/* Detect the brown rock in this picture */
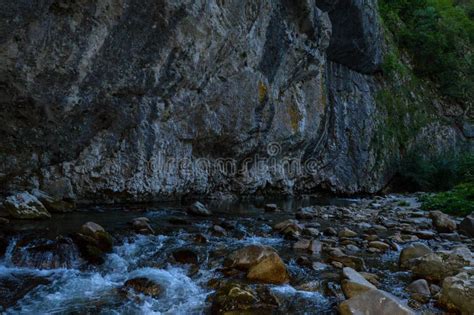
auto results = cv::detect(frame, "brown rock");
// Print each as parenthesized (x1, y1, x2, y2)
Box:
(247, 252, 289, 284)
(430, 210, 457, 233)
(399, 243, 432, 268)
(123, 277, 163, 298)
(339, 289, 415, 315)
(341, 267, 376, 298)
(406, 279, 430, 303)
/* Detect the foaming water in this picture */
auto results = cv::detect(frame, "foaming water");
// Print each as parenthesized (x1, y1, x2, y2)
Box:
(0, 197, 367, 314)
(4, 234, 212, 315)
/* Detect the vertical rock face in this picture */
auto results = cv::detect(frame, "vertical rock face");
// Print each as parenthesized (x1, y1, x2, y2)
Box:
(0, 0, 469, 202)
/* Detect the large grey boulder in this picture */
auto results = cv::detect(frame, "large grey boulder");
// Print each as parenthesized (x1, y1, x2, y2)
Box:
(399, 243, 432, 268)
(411, 247, 473, 282)
(341, 267, 377, 298)
(339, 289, 415, 315)
(439, 269, 474, 314)
(4, 192, 51, 219)
(459, 214, 474, 237)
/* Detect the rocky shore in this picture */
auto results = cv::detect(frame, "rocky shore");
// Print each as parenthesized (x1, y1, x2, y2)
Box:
(1, 194, 473, 314)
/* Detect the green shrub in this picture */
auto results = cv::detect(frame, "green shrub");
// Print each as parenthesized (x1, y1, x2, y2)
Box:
(394, 151, 474, 192)
(421, 182, 474, 215)
(379, 0, 474, 105)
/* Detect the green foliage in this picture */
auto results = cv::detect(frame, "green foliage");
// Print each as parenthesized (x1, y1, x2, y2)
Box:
(395, 151, 474, 192)
(379, 0, 474, 105)
(421, 182, 474, 215)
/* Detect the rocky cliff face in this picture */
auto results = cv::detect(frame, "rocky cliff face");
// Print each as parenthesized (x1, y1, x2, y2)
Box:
(0, 0, 470, 202)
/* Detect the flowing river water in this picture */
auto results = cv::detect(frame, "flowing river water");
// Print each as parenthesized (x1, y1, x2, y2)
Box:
(0, 195, 468, 314)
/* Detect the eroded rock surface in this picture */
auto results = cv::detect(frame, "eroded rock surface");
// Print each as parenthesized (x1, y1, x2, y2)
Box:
(1, 0, 468, 202)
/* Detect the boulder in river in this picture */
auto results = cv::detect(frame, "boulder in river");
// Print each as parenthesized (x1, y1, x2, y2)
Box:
(4, 192, 51, 219)
(130, 217, 155, 235)
(0, 274, 50, 309)
(224, 245, 289, 284)
(368, 241, 390, 252)
(329, 249, 366, 271)
(74, 222, 113, 264)
(210, 282, 279, 314)
(411, 246, 473, 282)
(406, 279, 430, 303)
(399, 243, 432, 269)
(438, 269, 474, 314)
(429, 210, 457, 233)
(295, 207, 316, 219)
(187, 201, 212, 216)
(31, 189, 75, 213)
(459, 214, 474, 237)
(339, 289, 415, 315)
(338, 228, 357, 238)
(273, 219, 302, 239)
(341, 267, 377, 298)
(122, 277, 163, 298)
(11, 236, 80, 269)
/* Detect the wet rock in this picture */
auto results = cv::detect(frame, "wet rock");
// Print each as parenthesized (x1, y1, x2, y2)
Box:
(247, 253, 289, 284)
(414, 230, 436, 240)
(341, 267, 376, 298)
(4, 192, 51, 219)
(293, 239, 311, 251)
(430, 211, 457, 233)
(324, 227, 337, 236)
(302, 227, 320, 237)
(295, 207, 316, 219)
(0, 274, 50, 309)
(406, 279, 430, 303)
(411, 247, 473, 282)
(439, 232, 461, 241)
(187, 201, 212, 217)
(429, 284, 441, 295)
(31, 189, 75, 213)
(345, 244, 361, 254)
(172, 249, 199, 265)
(438, 270, 474, 314)
(210, 282, 279, 314)
(399, 243, 433, 269)
(339, 289, 415, 315)
(359, 272, 380, 286)
(273, 219, 302, 239)
(74, 222, 113, 264)
(368, 241, 390, 252)
(329, 249, 366, 271)
(211, 225, 227, 236)
(11, 236, 80, 269)
(339, 228, 357, 238)
(293, 239, 321, 255)
(264, 204, 278, 213)
(225, 245, 289, 284)
(122, 277, 163, 298)
(459, 214, 474, 237)
(296, 281, 322, 292)
(130, 217, 155, 235)
(364, 234, 378, 242)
